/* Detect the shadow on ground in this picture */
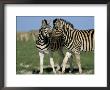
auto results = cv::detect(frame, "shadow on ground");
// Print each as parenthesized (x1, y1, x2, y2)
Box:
(32, 67, 93, 74)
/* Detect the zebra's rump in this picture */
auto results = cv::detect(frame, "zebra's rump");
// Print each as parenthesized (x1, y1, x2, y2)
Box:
(79, 29, 94, 51)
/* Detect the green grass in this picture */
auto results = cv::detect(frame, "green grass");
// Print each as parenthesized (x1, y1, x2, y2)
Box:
(16, 37, 94, 74)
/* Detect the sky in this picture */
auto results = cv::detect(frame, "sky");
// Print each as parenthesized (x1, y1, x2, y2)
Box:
(16, 16, 94, 32)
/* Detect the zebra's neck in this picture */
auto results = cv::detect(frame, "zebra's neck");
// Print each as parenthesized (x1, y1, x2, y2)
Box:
(61, 23, 77, 50)
(37, 34, 49, 45)
(62, 24, 74, 38)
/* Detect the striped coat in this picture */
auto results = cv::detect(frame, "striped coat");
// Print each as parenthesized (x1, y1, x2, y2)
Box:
(36, 19, 64, 74)
(53, 18, 94, 73)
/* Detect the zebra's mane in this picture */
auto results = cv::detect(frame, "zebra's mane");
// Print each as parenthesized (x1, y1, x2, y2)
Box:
(53, 18, 74, 29)
(53, 18, 94, 32)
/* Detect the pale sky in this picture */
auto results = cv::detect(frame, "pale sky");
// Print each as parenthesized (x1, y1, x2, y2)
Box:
(16, 16, 94, 32)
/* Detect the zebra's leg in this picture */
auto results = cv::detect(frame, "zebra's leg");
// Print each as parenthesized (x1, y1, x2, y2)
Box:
(75, 52, 82, 74)
(50, 57, 56, 74)
(56, 50, 64, 71)
(62, 52, 72, 73)
(39, 52, 44, 74)
(68, 55, 74, 73)
(49, 53, 56, 74)
(58, 50, 74, 73)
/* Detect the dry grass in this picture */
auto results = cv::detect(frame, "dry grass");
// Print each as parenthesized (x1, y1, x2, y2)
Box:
(17, 30, 39, 42)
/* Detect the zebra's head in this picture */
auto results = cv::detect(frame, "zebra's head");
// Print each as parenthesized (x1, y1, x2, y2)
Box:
(39, 19, 52, 38)
(53, 18, 63, 29)
(53, 18, 74, 30)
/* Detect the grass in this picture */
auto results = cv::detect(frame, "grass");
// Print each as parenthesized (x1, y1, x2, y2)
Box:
(16, 35, 94, 74)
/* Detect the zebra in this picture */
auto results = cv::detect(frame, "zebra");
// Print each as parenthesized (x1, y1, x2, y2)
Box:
(36, 19, 65, 74)
(53, 18, 94, 74)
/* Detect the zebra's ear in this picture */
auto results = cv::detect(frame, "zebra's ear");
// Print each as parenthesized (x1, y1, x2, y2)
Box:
(41, 19, 51, 29)
(42, 19, 48, 26)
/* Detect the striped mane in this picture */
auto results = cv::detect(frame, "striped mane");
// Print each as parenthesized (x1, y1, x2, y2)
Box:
(60, 18, 74, 29)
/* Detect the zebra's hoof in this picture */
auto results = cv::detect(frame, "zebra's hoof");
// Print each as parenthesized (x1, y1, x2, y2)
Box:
(57, 71, 62, 74)
(69, 71, 72, 73)
(53, 71, 56, 74)
(39, 72, 43, 74)
(61, 71, 65, 74)
(79, 70, 82, 74)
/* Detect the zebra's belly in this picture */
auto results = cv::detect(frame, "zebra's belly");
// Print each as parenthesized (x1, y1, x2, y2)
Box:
(80, 44, 93, 51)
(65, 44, 89, 52)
